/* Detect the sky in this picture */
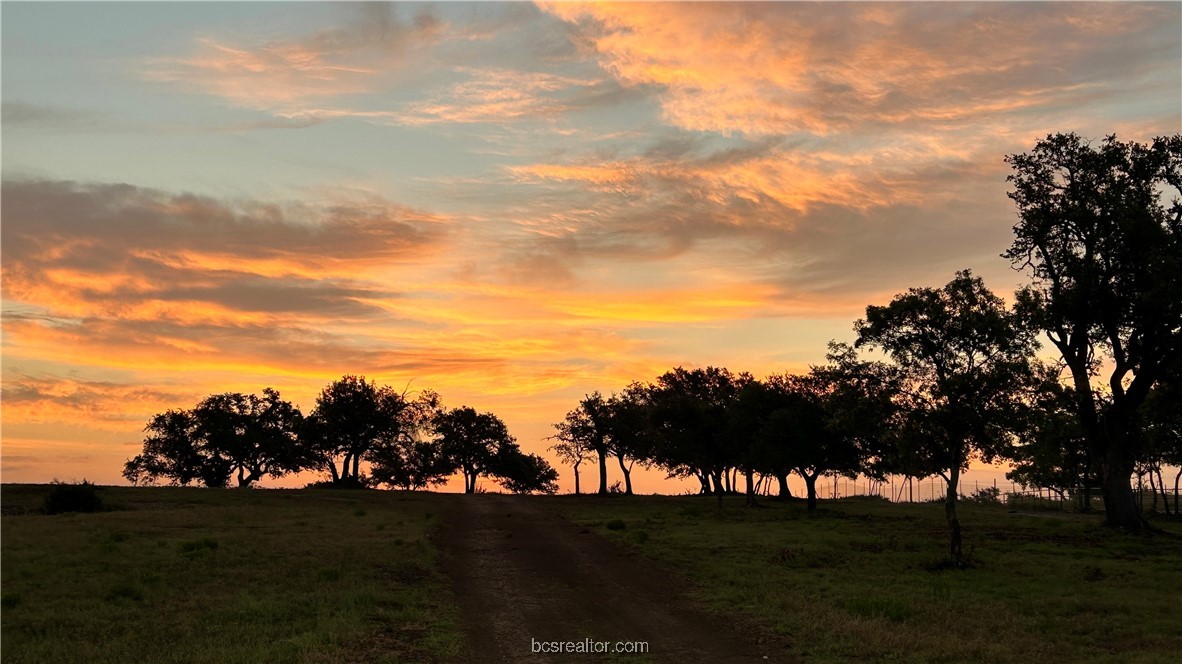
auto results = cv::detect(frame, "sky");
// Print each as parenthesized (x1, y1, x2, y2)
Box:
(2, 1, 1180, 493)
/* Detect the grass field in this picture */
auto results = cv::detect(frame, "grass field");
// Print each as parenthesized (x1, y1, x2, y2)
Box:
(5, 486, 1180, 663)
(557, 495, 1182, 664)
(1, 485, 461, 664)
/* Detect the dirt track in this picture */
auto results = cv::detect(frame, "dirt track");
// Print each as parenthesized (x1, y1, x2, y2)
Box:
(435, 494, 780, 663)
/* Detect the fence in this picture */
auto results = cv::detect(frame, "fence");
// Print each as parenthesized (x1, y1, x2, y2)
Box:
(764, 474, 1182, 515)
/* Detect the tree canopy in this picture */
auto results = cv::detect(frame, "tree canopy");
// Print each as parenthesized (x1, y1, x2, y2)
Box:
(1004, 132, 1182, 530)
(124, 388, 304, 488)
(855, 270, 1039, 559)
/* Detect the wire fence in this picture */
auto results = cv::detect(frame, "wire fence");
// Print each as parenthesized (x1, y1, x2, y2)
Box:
(769, 474, 1182, 515)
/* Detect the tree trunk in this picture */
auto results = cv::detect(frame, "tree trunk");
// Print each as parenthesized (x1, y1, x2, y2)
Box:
(744, 467, 756, 507)
(340, 453, 353, 480)
(597, 448, 608, 495)
(945, 465, 963, 562)
(464, 469, 476, 494)
(696, 472, 710, 494)
(573, 460, 581, 495)
(236, 465, 247, 488)
(1154, 466, 1171, 516)
(327, 459, 340, 483)
(776, 473, 791, 499)
(352, 453, 361, 481)
(1148, 467, 1160, 513)
(616, 455, 633, 495)
(1174, 468, 1181, 516)
(1099, 452, 1143, 531)
(804, 473, 818, 513)
(243, 468, 261, 488)
(711, 470, 724, 496)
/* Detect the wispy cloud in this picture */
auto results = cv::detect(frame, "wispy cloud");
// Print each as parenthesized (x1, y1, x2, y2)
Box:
(1, 375, 188, 427)
(393, 67, 641, 126)
(144, 3, 442, 113)
(1, 101, 106, 130)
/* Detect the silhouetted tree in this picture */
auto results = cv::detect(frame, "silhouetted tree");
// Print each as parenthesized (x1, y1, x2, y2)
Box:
(196, 389, 306, 487)
(302, 376, 431, 486)
(856, 270, 1038, 561)
(495, 451, 559, 495)
(1004, 133, 1182, 531)
(434, 406, 516, 493)
(646, 366, 750, 506)
(1140, 378, 1182, 515)
(553, 393, 614, 495)
(124, 410, 229, 488)
(369, 439, 451, 491)
(732, 378, 786, 506)
(759, 371, 874, 513)
(1006, 371, 1097, 504)
(549, 413, 598, 495)
(604, 385, 653, 496)
(123, 388, 305, 488)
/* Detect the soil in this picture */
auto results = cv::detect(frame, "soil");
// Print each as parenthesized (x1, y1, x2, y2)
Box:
(434, 494, 785, 663)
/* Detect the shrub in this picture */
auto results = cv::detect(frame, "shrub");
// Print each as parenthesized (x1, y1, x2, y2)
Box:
(969, 486, 1002, 504)
(304, 476, 372, 490)
(43, 480, 103, 514)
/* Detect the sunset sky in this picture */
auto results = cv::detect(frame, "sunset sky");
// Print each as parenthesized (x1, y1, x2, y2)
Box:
(3, 1, 1180, 492)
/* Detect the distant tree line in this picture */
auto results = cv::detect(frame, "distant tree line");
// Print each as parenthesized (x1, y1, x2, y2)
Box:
(549, 133, 1181, 559)
(123, 375, 558, 495)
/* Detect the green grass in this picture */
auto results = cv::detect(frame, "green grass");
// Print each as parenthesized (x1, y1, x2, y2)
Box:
(557, 495, 1182, 664)
(1, 485, 462, 664)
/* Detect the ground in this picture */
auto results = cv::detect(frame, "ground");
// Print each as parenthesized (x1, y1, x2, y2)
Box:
(435, 493, 775, 662)
(4, 485, 1181, 663)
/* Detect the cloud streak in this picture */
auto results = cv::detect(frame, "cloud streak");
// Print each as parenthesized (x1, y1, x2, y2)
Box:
(144, 3, 442, 112)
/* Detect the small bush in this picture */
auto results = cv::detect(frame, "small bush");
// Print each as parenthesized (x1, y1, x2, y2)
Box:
(43, 480, 103, 514)
(969, 486, 1002, 504)
(846, 494, 892, 503)
(304, 476, 372, 490)
(605, 519, 627, 530)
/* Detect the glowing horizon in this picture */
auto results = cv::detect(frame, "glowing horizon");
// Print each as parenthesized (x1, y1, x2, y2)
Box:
(3, 2, 1180, 492)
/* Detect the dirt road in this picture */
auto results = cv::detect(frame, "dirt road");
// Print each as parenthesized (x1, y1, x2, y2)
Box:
(435, 495, 780, 663)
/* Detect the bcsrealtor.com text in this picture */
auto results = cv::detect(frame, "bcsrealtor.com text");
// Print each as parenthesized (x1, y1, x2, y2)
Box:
(531, 638, 650, 654)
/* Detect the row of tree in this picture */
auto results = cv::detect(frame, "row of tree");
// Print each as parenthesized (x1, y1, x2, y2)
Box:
(550, 132, 1182, 558)
(123, 376, 558, 494)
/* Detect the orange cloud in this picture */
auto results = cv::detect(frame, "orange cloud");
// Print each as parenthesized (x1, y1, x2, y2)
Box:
(542, 2, 1174, 138)
(1, 376, 189, 429)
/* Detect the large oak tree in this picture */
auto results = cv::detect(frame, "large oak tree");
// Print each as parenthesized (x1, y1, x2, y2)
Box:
(1004, 133, 1182, 530)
